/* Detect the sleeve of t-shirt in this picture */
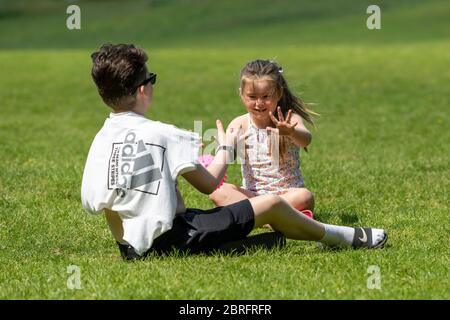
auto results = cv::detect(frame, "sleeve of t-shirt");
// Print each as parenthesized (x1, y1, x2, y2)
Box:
(165, 125, 201, 180)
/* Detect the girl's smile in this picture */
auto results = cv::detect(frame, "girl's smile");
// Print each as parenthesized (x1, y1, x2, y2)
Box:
(240, 79, 280, 127)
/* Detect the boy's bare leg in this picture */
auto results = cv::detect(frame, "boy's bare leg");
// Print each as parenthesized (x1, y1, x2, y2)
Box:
(249, 194, 325, 240)
(209, 183, 255, 206)
(105, 195, 386, 250)
(248, 194, 388, 248)
(279, 188, 315, 212)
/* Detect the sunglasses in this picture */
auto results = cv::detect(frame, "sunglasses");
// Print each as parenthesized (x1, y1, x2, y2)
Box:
(137, 72, 157, 88)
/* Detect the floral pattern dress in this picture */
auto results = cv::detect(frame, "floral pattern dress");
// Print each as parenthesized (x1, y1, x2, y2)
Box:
(240, 114, 305, 195)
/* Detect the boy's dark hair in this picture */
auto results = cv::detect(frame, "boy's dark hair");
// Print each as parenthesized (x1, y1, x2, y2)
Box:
(91, 43, 148, 109)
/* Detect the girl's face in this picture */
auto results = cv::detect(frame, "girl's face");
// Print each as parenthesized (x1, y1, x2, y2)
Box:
(240, 79, 280, 122)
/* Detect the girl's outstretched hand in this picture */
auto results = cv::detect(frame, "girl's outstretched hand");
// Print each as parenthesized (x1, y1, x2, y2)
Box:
(268, 107, 298, 136)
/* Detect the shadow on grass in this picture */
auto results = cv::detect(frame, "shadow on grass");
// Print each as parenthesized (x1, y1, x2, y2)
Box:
(118, 227, 391, 262)
(313, 210, 360, 225)
(128, 232, 287, 261)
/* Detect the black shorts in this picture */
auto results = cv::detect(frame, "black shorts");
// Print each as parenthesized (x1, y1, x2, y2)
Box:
(146, 199, 255, 255)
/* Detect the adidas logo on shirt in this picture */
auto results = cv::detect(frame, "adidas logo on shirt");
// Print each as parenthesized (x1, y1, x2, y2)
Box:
(108, 130, 164, 197)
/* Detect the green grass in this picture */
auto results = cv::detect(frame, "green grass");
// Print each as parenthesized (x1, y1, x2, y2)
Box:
(0, 0, 449, 299)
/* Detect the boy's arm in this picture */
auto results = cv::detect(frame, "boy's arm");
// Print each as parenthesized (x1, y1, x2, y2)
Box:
(182, 160, 228, 194)
(182, 120, 235, 194)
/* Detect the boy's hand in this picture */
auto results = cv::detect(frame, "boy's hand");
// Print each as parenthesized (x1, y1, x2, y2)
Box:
(216, 120, 250, 152)
(268, 107, 298, 136)
(215, 120, 227, 146)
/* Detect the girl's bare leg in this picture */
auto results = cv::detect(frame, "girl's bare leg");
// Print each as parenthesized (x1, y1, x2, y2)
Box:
(279, 188, 315, 212)
(209, 183, 256, 206)
(211, 184, 314, 213)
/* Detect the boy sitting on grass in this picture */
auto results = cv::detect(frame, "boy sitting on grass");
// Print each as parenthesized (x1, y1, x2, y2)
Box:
(81, 43, 388, 261)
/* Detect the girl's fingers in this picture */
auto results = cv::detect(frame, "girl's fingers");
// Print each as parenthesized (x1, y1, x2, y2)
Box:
(269, 111, 279, 124)
(286, 109, 293, 123)
(277, 106, 284, 121)
(290, 121, 298, 128)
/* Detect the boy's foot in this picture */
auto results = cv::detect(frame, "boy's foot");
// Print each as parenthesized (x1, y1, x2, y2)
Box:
(352, 228, 388, 249)
(318, 227, 388, 250)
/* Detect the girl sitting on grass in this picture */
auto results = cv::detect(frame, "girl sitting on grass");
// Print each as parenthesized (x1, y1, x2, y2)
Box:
(209, 59, 316, 217)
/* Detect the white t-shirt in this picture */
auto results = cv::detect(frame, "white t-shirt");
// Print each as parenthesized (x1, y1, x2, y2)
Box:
(81, 111, 201, 255)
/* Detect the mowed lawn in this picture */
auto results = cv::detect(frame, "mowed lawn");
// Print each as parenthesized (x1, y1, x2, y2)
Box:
(0, 0, 449, 299)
